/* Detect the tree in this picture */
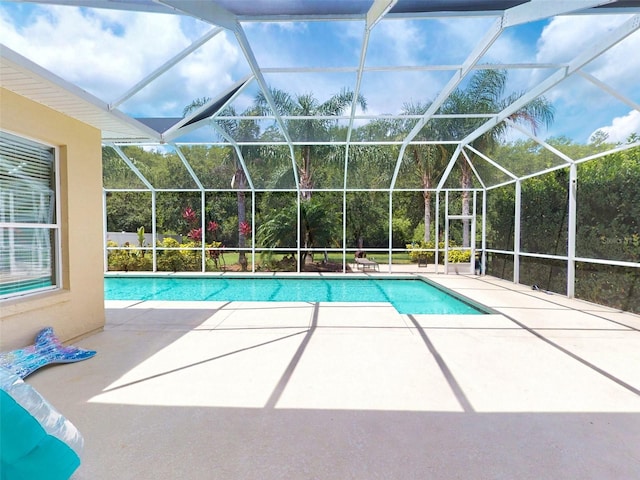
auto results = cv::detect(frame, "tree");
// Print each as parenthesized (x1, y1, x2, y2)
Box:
(257, 195, 341, 264)
(397, 101, 450, 243)
(346, 190, 388, 250)
(255, 87, 367, 200)
(183, 101, 259, 271)
(442, 69, 555, 246)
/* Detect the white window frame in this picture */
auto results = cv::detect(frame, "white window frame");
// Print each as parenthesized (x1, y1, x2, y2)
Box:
(0, 130, 62, 300)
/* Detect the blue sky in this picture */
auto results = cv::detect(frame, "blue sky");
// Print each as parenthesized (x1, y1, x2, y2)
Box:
(1, 1, 639, 145)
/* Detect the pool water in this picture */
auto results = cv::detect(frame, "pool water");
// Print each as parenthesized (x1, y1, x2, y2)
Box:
(105, 277, 486, 315)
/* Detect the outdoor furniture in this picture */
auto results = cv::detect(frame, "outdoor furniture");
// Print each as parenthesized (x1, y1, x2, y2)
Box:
(355, 257, 379, 271)
(1, 367, 84, 480)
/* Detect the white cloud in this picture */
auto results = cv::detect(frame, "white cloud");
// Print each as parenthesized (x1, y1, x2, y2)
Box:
(533, 14, 640, 141)
(590, 110, 640, 143)
(372, 16, 495, 66)
(538, 15, 614, 63)
(361, 17, 498, 114)
(483, 34, 530, 65)
(374, 19, 425, 65)
(536, 14, 639, 89)
(0, 4, 243, 116)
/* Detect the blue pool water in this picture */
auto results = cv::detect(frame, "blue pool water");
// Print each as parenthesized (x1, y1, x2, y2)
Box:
(105, 276, 486, 315)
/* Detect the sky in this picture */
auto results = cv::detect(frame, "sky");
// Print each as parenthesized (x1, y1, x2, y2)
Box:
(1, 1, 639, 145)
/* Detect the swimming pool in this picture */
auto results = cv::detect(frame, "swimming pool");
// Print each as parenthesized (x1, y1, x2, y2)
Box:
(104, 276, 488, 315)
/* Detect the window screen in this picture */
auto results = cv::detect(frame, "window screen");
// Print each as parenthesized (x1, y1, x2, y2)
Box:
(0, 131, 59, 299)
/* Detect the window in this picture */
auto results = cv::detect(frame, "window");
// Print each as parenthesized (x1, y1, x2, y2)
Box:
(0, 131, 60, 299)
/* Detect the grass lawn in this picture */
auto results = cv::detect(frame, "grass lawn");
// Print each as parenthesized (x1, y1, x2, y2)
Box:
(219, 251, 414, 267)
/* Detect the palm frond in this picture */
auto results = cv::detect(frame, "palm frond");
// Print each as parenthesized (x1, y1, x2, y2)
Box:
(255, 87, 294, 116)
(501, 92, 555, 136)
(468, 69, 507, 109)
(183, 96, 211, 116)
(319, 88, 367, 116)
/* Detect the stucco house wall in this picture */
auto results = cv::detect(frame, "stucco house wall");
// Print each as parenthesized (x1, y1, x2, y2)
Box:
(0, 88, 105, 350)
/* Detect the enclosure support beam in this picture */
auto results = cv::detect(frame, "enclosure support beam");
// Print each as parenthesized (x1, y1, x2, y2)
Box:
(481, 190, 487, 275)
(436, 145, 464, 190)
(577, 70, 640, 114)
(514, 180, 521, 285)
(297, 192, 301, 273)
(106, 142, 160, 272)
(461, 14, 640, 147)
(201, 191, 206, 272)
(435, 192, 440, 273)
(390, 16, 504, 189)
(502, 1, 617, 27)
(209, 125, 255, 190)
(366, 0, 397, 29)
(503, 120, 576, 165)
(252, 190, 256, 272)
(151, 191, 157, 272)
(464, 145, 518, 181)
(444, 191, 449, 275)
(461, 148, 488, 189)
(388, 191, 393, 273)
(107, 144, 155, 191)
(109, 27, 223, 110)
(232, 25, 300, 192)
(346, 12, 372, 145)
(173, 145, 205, 190)
(208, 124, 257, 272)
(575, 140, 640, 165)
(472, 191, 477, 274)
(567, 163, 578, 298)
(158, 0, 237, 29)
(344, 5, 379, 271)
(342, 190, 347, 274)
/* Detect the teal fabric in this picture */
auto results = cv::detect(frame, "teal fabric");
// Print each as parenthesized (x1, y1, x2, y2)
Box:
(0, 390, 80, 480)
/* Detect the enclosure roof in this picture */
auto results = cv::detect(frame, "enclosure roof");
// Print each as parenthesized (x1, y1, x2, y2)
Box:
(9, 1, 640, 18)
(1, 0, 640, 189)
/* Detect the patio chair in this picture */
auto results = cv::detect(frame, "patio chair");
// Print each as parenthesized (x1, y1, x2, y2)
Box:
(355, 256, 379, 271)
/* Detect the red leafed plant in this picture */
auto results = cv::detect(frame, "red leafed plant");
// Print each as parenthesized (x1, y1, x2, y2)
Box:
(187, 228, 202, 242)
(207, 221, 219, 232)
(182, 206, 197, 224)
(239, 221, 251, 236)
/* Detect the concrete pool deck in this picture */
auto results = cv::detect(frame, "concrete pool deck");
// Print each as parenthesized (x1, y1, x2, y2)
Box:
(27, 274, 640, 479)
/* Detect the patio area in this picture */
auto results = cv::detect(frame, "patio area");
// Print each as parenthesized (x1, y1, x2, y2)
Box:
(28, 274, 640, 479)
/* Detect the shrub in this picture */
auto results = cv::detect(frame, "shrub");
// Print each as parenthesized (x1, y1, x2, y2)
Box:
(156, 237, 185, 272)
(447, 249, 472, 263)
(406, 241, 447, 264)
(406, 240, 472, 264)
(107, 240, 152, 271)
(407, 241, 434, 263)
(179, 241, 203, 271)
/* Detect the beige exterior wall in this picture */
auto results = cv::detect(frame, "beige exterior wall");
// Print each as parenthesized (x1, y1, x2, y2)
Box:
(0, 88, 105, 350)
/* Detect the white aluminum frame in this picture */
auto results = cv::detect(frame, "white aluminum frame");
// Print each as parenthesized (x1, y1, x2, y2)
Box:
(9, 0, 631, 298)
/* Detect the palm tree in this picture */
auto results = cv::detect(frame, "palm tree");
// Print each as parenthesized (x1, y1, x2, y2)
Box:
(258, 195, 340, 261)
(441, 69, 555, 246)
(398, 101, 450, 243)
(183, 100, 259, 271)
(255, 87, 367, 200)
